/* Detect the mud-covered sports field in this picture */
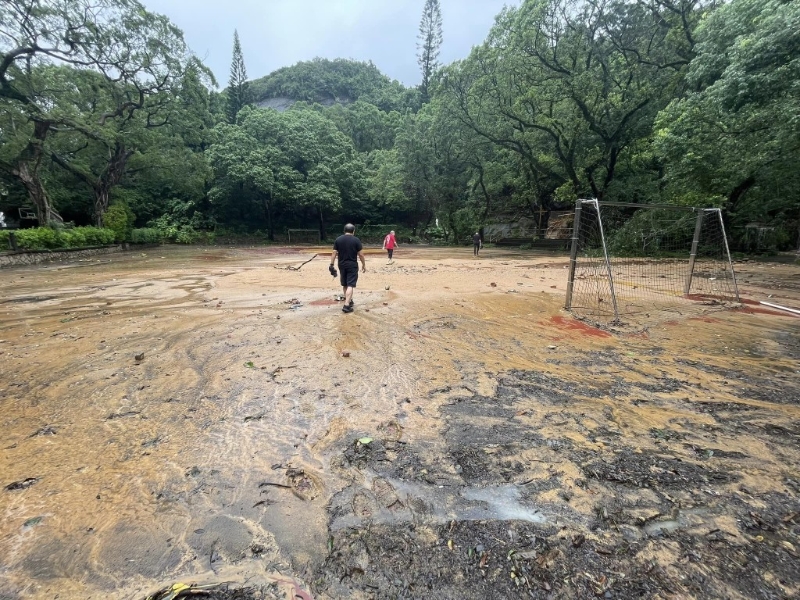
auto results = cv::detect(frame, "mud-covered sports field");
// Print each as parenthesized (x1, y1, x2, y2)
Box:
(1, 246, 798, 599)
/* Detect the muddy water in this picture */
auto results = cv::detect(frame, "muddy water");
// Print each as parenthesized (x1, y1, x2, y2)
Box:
(1, 246, 799, 599)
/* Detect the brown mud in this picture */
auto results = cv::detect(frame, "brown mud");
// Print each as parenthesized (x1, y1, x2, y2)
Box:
(0, 246, 798, 599)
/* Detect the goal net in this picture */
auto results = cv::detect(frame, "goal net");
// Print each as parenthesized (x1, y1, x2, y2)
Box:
(565, 200, 740, 329)
(287, 229, 321, 244)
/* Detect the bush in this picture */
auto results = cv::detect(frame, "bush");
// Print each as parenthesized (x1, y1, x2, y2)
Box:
(0, 226, 116, 250)
(11, 227, 60, 250)
(131, 228, 162, 244)
(103, 202, 136, 242)
(174, 228, 214, 245)
(147, 222, 214, 245)
(80, 227, 116, 246)
(59, 228, 87, 247)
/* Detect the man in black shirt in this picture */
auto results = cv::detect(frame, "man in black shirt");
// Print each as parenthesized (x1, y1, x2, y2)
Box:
(330, 223, 366, 313)
(473, 232, 482, 257)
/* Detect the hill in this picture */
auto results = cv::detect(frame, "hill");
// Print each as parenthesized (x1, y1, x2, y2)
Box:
(248, 58, 419, 113)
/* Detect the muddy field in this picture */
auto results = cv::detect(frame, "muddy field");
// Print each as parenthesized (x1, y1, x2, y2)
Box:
(0, 246, 798, 600)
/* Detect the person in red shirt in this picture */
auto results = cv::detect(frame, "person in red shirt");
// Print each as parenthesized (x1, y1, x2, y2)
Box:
(382, 230, 398, 264)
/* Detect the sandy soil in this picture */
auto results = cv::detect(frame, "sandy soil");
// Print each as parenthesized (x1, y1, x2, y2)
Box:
(0, 245, 798, 600)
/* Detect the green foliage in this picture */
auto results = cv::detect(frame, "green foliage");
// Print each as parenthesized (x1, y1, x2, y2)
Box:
(146, 221, 214, 245)
(103, 203, 136, 242)
(131, 228, 162, 244)
(62, 227, 117, 247)
(655, 0, 800, 234)
(249, 58, 415, 112)
(1, 0, 797, 250)
(1, 0, 205, 227)
(418, 0, 443, 102)
(604, 210, 696, 257)
(227, 30, 251, 123)
(0, 226, 115, 250)
(10, 227, 60, 250)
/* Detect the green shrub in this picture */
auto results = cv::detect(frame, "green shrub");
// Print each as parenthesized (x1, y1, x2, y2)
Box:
(131, 228, 162, 244)
(59, 228, 87, 247)
(1, 226, 116, 250)
(175, 228, 198, 244)
(147, 223, 214, 245)
(103, 202, 136, 242)
(80, 227, 116, 246)
(14, 227, 60, 250)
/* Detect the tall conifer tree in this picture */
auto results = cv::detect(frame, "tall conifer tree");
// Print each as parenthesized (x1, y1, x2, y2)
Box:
(226, 30, 250, 123)
(417, 0, 443, 103)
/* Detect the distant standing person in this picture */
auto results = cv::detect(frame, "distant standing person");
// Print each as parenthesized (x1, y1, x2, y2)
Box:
(383, 230, 398, 264)
(330, 223, 366, 313)
(473, 232, 482, 257)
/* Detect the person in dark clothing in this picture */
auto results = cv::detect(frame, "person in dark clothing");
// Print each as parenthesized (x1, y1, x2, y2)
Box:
(473, 232, 482, 257)
(330, 223, 366, 313)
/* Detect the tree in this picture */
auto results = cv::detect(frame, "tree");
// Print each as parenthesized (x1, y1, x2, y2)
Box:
(417, 0, 443, 102)
(208, 121, 282, 239)
(264, 107, 366, 239)
(366, 150, 411, 220)
(655, 0, 800, 232)
(0, 0, 194, 226)
(226, 30, 251, 124)
(47, 55, 208, 227)
(437, 0, 704, 212)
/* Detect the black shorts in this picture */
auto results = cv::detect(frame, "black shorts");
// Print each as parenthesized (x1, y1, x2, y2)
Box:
(339, 265, 359, 288)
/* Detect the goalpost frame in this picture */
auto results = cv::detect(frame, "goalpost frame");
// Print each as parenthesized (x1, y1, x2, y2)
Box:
(684, 208, 740, 302)
(564, 200, 740, 318)
(684, 209, 706, 296)
(565, 199, 583, 310)
(565, 198, 621, 321)
(287, 229, 321, 244)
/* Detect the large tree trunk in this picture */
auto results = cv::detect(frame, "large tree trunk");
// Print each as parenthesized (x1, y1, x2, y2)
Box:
(52, 140, 132, 227)
(11, 120, 62, 226)
(728, 176, 756, 211)
(261, 194, 274, 241)
(13, 161, 62, 226)
(93, 188, 110, 227)
(318, 207, 326, 241)
(94, 143, 133, 226)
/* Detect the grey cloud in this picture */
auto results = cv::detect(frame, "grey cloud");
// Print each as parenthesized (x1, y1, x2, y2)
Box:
(142, 0, 519, 86)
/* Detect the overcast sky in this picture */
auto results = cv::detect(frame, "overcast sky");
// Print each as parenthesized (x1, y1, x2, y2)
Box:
(141, 0, 519, 87)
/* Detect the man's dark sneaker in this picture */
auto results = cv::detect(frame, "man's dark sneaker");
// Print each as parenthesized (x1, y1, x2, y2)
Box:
(342, 305, 354, 313)
(348, 300, 354, 307)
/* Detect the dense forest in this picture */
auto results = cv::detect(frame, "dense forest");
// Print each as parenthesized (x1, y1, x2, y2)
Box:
(1, 0, 798, 249)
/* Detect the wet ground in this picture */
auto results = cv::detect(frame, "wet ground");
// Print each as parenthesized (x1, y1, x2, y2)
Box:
(0, 246, 798, 599)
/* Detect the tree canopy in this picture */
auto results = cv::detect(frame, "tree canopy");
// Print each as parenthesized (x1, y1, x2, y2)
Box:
(0, 0, 797, 248)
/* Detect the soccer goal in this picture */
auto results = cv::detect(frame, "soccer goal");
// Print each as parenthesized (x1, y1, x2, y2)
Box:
(565, 199, 740, 328)
(287, 229, 321, 244)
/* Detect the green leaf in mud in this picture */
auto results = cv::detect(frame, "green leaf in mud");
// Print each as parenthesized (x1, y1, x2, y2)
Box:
(357, 437, 373, 445)
(244, 361, 255, 368)
(23, 516, 43, 528)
